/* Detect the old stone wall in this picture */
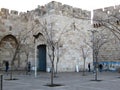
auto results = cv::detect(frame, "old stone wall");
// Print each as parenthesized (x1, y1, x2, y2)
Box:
(39, 14, 92, 72)
(34, 1, 91, 19)
(0, 1, 92, 72)
(0, 8, 35, 70)
(93, 5, 120, 25)
(93, 5, 120, 62)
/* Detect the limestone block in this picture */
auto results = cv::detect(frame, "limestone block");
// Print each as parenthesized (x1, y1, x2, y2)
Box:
(0, 11, 2, 16)
(10, 10, 18, 15)
(73, 8, 82, 18)
(104, 6, 114, 14)
(1, 8, 9, 15)
(46, 1, 62, 10)
(62, 4, 73, 17)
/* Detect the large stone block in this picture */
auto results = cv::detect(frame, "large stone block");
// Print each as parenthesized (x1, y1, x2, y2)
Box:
(1, 8, 9, 15)
(10, 10, 18, 15)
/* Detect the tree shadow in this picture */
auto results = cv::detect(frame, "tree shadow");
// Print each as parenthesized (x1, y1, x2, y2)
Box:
(4, 78, 19, 81)
(90, 79, 103, 82)
(44, 84, 64, 87)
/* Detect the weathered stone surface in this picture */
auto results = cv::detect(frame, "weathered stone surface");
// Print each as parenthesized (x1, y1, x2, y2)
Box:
(1, 8, 9, 15)
(10, 10, 18, 15)
(0, 1, 119, 72)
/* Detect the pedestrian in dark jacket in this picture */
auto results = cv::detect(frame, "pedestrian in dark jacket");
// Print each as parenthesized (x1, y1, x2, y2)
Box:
(5, 61, 9, 72)
(88, 63, 91, 72)
(99, 64, 103, 72)
(27, 61, 31, 75)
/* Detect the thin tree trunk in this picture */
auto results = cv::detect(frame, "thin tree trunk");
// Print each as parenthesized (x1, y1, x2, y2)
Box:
(18, 53, 20, 68)
(55, 44, 59, 77)
(10, 45, 18, 80)
(50, 46, 55, 85)
(95, 53, 98, 81)
(51, 62, 54, 85)
(55, 61, 58, 74)
(10, 64, 13, 80)
(83, 59, 85, 76)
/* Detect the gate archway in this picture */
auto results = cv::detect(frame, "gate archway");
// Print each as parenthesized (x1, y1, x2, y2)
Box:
(0, 34, 18, 67)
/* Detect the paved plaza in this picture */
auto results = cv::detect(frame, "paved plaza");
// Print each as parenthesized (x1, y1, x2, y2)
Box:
(1, 71, 120, 90)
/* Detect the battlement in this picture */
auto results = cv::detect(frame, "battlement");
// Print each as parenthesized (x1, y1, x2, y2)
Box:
(0, 8, 19, 15)
(0, 8, 30, 21)
(0, 8, 19, 19)
(0, 1, 91, 19)
(93, 5, 120, 28)
(10, 10, 18, 15)
(34, 1, 91, 19)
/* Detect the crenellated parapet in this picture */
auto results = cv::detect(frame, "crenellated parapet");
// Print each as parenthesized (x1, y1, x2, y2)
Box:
(0, 8, 32, 23)
(34, 1, 91, 19)
(1, 8, 9, 15)
(0, 8, 20, 19)
(0, 1, 91, 20)
(0, 8, 9, 19)
(93, 5, 120, 28)
(0, 8, 19, 15)
(10, 10, 18, 15)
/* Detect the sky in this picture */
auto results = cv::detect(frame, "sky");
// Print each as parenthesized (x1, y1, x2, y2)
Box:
(0, 0, 120, 12)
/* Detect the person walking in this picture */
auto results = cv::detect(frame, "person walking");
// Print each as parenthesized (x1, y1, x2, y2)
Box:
(99, 64, 103, 72)
(88, 63, 91, 72)
(5, 61, 9, 73)
(27, 61, 31, 75)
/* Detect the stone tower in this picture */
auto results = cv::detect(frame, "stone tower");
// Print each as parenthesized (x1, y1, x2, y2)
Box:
(93, 5, 120, 62)
(0, 1, 92, 72)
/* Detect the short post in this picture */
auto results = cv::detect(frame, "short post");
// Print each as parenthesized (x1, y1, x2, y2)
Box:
(0, 75, 3, 90)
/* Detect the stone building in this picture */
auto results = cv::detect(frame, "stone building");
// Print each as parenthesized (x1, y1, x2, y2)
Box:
(93, 6, 120, 62)
(0, 1, 120, 72)
(93, 5, 120, 71)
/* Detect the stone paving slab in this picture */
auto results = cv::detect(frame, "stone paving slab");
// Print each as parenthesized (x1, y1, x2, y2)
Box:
(1, 71, 120, 90)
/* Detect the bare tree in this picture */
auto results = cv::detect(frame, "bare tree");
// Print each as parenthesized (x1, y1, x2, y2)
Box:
(93, 11, 120, 72)
(34, 18, 70, 85)
(87, 30, 110, 81)
(93, 12, 120, 41)
(80, 45, 91, 76)
(39, 20, 58, 85)
(2, 23, 35, 80)
(9, 31, 33, 79)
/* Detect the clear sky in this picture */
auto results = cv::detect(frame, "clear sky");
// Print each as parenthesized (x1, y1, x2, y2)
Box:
(0, 0, 120, 12)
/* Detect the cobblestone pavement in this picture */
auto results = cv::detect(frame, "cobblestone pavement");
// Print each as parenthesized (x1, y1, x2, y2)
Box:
(1, 71, 120, 90)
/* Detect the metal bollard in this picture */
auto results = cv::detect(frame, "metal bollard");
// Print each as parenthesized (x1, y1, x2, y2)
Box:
(0, 75, 3, 90)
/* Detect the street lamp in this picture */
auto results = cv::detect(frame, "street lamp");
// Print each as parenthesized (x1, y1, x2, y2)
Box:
(88, 30, 98, 81)
(33, 32, 43, 78)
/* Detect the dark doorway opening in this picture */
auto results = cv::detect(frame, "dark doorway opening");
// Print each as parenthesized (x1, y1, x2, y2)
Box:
(37, 45, 46, 72)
